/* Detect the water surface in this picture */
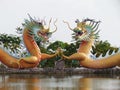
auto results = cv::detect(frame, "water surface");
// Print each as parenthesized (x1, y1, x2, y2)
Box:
(0, 74, 120, 90)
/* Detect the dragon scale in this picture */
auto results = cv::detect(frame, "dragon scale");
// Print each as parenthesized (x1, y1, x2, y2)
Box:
(0, 15, 57, 68)
(0, 29, 40, 68)
(63, 18, 120, 69)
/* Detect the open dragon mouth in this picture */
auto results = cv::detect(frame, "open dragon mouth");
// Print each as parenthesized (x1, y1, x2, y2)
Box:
(37, 31, 50, 42)
(72, 28, 89, 41)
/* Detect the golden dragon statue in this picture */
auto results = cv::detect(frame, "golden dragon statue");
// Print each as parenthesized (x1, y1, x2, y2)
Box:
(0, 14, 58, 69)
(62, 18, 120, 69)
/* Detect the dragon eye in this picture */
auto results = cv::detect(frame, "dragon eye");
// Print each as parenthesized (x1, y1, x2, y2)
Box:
(77, 31, 83, 35)
(38, 22, 42, 25)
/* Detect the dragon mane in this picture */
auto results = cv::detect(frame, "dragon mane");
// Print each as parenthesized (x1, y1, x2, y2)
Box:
(72, 18, 101, 42)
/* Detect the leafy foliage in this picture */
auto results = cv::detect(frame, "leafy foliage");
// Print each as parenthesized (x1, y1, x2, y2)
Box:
(0, 33, 21, 53)
(91, 40, 119, 57)
(47, 41, 68, 50)
(39, 41, 80, 68)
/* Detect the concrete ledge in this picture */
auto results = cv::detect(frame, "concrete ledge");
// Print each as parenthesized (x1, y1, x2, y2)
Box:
(0, 67, 120, 75)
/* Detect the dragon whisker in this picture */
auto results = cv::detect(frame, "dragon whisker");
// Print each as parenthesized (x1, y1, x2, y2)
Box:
(48, 18, 52, 29)
(50, 19, 57, 33)
(63, 20, 73, 30)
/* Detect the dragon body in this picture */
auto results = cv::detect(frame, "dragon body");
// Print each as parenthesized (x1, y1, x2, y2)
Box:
(63, 19, 120, 69)
(0, 15, 58, 68)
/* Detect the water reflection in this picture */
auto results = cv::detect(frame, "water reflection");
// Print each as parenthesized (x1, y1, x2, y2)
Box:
(0, 74, 120, 90)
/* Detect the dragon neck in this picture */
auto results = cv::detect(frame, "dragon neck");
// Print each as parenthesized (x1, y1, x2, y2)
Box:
(23, 29, 41, 58)
(77, 38, 94, 55)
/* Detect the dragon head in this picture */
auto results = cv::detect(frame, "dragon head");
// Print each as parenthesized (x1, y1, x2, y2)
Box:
(64, 18, 101, 42)
(17, 14, 57, 43)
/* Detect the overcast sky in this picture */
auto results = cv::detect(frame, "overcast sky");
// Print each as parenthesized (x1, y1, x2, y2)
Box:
(0, 0, 120, 46)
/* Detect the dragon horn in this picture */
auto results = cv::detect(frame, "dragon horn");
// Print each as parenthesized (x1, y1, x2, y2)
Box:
(63, 20, 73, 30)
(50, 19, 57, 33)
(48, 18, 52, 29)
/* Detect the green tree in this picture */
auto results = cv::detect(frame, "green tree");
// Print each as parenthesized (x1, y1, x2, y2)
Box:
(91, 40, 119, 57)
(63, 42, 80, 67)
(0, 33, 21, 54)
(44, 41, 80, 68)
(40, 41, 68, 68)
